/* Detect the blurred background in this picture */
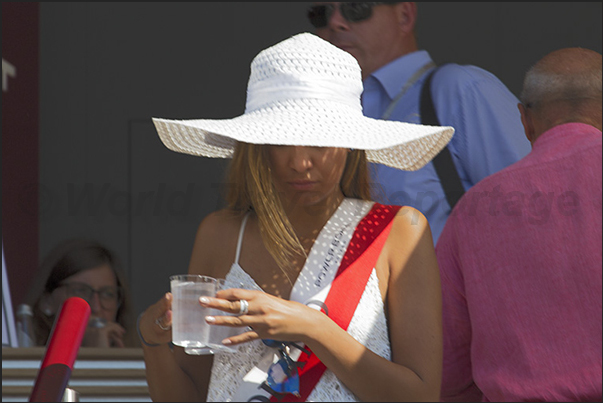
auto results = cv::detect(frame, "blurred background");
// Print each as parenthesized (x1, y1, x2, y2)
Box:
(3, 2, 602, 320)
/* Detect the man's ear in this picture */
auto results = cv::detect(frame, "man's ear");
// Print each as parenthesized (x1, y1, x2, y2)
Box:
(396, 2, 417, 34)
(518, 103, 535, 144)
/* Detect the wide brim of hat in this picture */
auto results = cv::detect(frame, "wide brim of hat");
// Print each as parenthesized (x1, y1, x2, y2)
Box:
(152, 99, 454, 171)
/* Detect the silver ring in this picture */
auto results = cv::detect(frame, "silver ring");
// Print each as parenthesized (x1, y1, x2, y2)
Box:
(237, 299, 249, 316)
(155, 317, 171, 331)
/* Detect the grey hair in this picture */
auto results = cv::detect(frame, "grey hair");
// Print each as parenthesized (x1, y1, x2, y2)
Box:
(520, 56, 602, 108)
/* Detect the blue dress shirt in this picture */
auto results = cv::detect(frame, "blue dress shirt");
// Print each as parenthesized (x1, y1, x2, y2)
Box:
(362, 50, 531, 244)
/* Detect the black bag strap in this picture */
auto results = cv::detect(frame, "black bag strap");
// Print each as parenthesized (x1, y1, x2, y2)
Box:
(420, 66, 465, 209)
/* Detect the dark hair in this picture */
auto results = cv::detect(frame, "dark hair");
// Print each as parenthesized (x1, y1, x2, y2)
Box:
(27, 238, 137, 347)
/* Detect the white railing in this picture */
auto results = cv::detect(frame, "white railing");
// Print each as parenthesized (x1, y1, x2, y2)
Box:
(2, 347, 151, 402)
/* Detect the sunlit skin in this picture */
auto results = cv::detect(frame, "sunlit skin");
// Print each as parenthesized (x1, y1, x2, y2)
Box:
(48, 264, 126, 347)
(138, 18, 442, 399)
(139, 142, 443, 401)
(268, 145, 348, 236)
(313, 2, 418, 80)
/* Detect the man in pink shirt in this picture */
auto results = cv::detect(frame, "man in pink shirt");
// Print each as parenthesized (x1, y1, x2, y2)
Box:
(436, 47, 602, 402)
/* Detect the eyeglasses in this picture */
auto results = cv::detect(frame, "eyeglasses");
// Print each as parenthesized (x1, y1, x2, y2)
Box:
(260, 339, 311, 399)
(307, 2, 395, 28)
(58, 282, 123, 310)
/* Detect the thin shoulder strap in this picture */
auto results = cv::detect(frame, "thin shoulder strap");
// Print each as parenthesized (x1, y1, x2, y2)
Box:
(234, 212, 251, 265)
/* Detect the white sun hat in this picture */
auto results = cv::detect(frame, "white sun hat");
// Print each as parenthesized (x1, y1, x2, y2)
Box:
(152, 32, 454, 171)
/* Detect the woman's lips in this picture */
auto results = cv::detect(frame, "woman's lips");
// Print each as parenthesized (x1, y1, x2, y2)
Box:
(288, 181, 317, 191)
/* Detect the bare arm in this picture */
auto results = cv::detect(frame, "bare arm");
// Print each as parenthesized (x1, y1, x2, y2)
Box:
(205, 207, 443, 401)
(140, 210, 237, 401)
(140, 293, 210, 402)
(304, 207, 442, 401)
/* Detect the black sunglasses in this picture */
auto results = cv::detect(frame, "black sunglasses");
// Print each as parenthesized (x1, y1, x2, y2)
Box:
(307, 2, 396, 28)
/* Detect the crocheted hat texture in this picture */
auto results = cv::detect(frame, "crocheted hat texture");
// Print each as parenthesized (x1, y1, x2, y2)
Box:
(152, 32, 454, 171)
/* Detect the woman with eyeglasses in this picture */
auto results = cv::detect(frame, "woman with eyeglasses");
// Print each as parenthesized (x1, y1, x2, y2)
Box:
(138, 33, 453, 401)
(26, 238, 137, 348)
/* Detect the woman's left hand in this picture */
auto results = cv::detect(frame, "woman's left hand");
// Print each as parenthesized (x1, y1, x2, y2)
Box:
(199, 288, 325, 345)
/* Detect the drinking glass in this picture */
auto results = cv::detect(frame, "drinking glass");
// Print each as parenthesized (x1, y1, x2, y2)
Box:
(205, 278, 245, 353)
(170, 274, 217, 355)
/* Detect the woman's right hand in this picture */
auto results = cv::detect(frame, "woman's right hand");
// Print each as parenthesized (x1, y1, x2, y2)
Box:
(82, 318, 126, 348)
(138, 292, 173, 346)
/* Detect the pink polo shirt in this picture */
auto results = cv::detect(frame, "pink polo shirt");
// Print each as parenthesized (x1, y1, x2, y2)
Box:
(436, 123, 602, 402)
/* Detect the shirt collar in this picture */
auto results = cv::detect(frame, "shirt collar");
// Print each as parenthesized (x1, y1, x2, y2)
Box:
(364, 50, 433, 100)
(533, 122, 601, 151)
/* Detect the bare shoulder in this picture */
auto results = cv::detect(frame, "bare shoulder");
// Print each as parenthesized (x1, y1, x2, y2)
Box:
(375, 205, 437, 300)
(392, 206, 432, 244)
(386, 205, 436, 270)
(196, 209, 243, 237)
(188, 209, 248, 278)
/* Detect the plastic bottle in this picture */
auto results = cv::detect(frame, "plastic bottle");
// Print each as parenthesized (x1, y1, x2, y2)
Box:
(16, 303, 36, 347)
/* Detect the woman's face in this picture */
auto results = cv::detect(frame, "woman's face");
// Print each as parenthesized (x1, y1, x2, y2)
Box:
(268, 145, 348, 211)
(48, 264, 120, 323)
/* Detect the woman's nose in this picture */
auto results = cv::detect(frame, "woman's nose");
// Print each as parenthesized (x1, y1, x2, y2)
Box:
(289, 147, 313, 172)
(88, 293, 103, 314)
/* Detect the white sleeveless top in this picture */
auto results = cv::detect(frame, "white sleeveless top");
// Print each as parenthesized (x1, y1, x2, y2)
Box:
(207, 199, 392, 402)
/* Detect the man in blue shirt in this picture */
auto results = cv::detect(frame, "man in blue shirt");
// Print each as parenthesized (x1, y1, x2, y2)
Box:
(308, 2, 531, 243)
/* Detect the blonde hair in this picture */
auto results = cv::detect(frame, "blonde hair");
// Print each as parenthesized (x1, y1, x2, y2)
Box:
(225, 142, 371, 275)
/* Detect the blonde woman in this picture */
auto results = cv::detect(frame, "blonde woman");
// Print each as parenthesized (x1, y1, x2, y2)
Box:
(137, 33, 453, 402)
